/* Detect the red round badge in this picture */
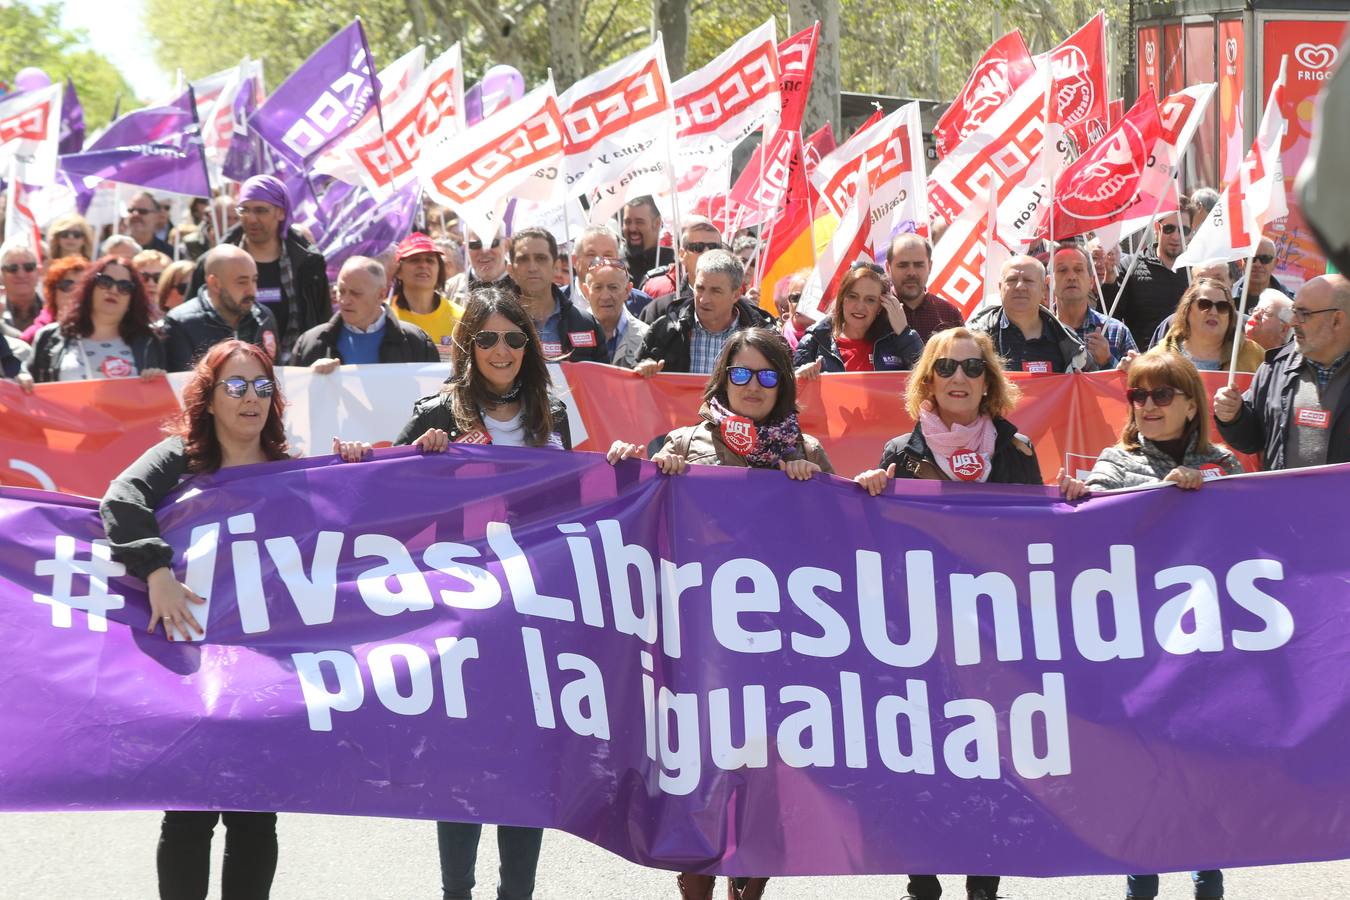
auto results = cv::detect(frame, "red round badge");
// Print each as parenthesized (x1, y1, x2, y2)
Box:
(1199, 463, 1227, 480)
(949, 449, 987, 481)
(101, 357, 133, 378)
(720, 416, 759, 456)
(262, 331, 277, 359)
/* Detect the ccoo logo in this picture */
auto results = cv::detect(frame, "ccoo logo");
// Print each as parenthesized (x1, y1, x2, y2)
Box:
(1294, 43, 1339, 70)
(1059, 120, 1146, 220)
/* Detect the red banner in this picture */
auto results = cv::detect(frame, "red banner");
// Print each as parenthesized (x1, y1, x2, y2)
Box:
(777, 23, 818, 133)
(1138, 26, 1162, 98)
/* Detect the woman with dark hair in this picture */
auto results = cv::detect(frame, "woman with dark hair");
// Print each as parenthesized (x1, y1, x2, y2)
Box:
(390, 232, 464, 363)
(20, 255, 88, 343)
(47, 212, 96, 260)
(99, 339, 293, 900)
(792, 263, 924, 378)
(20, 255, 166, 390)
(1157, 277, 1264, 373)
(1059, 350, 1242, 503)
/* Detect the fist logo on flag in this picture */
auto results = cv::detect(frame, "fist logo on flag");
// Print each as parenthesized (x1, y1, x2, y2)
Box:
(1059, 121, 1146, 219)
(959, 59, 1014, 142)
(1294, 43, 1338, 71)
(1051, 46, 1095, 126)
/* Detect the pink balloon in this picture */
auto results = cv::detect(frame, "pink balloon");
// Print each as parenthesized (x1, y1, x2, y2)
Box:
(14, 67, 51, 92)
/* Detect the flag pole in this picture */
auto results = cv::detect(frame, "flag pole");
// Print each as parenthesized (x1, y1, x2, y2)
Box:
(1105, 185, 1172, 323)
(1226, 245, 1258, 385)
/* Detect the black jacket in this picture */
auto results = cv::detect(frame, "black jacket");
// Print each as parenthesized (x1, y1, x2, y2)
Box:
(394, 393, 572, 450)
(880, 417, 1042, 485)
(638, 282, 692, 325)
(792, 317, 925, 372)
(100, 436, 192, 581)
(1216, 342, 1350, 470)
(290, 311, 440, 366)
(162, 288, 280, 372)
(636, 299, 775, 373)
(25, 322, 167, 383)
(1115, 249, 1191, 351)
(187, 224, 330, 360)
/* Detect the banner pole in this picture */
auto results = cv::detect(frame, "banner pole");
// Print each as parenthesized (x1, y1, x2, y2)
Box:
(663, 127, 685, 296)
(1226, 246, 1259, 386)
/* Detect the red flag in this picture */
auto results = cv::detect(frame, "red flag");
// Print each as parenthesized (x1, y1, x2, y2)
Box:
(758, 132, 820, 294)
(727, 127, 796, 229)
(1046, 91, 1164, 240)
(802, 122, 836, 174)
(933, 31, 1036, 157)
(777, 23, 819, 133)
(1050, 12, 1110, 150)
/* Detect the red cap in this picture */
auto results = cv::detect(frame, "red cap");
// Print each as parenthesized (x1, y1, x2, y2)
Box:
(396, 233, 439, 260)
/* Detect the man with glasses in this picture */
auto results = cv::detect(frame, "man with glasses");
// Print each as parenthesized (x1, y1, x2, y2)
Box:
(1214, 274, 1350, 469)
(164, 245, 279, 372)
(506, 227, 608, 363)
(122, 192, 174, 256)
(292, 256, 438, 370)
(967, 256, 1091, 373)
(564, 224, 652, 317)
(1232, 236, 1294, 307)
(186, 175, 329, 363)
(887, 233, 964, 342)
(581, 256, 648, 368)
(1, 243, 42, 336)
(1115, 196, 1196, 350)
(639, 217, 723, 324)
(445, 229, 510, 304)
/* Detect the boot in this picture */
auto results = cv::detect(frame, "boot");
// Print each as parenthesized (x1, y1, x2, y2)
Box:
(677, 872, 715, 900)
(729, 877, 769, 900)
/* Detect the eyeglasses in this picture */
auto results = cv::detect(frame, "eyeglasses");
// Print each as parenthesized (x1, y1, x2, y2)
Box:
(56, 229, 85, 241)
(56, 278, 80, 292)
(587, 256, 627, 272)
(126, 206, 156, 216)
(472, 330, 529, 350)
(93, 272, 136, 295)
(141, 270, 163, 284)
(933, 357, 988, 379)
(787, 291, 803, 303)
(1195, 297, 1233, 314)
(235, 204, 276, 218)
(1160, 224, 1194, 237)
(172, 282, 189, 295)
(727, 366, 780, 388)
(683, 241, 721, 253)
(216, 376, 275, 399)
(2, 262, 37, 274)
(1126, 386, 1183, 407)
(1252, 254, 1276, 265)
(1291, 307, 1341, 324)
(467, 238, 502, 251)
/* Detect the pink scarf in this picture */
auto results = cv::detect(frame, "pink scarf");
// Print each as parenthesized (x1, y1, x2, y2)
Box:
(917, 401, 997, 483)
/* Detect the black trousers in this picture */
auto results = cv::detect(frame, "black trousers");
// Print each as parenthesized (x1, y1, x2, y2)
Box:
(906, 875, 1001, 899)
(157, 810, 278, 900)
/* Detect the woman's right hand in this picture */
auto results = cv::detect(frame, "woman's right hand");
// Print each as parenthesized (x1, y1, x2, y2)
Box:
(1057, 467, 1091, 501)
(413, 428, 450, 453)
(853, 464, 895, 496)
(1116, 349, 1138, 373)
(606, 440, 644, 464)
(332, 436, 372, 462)
(650, 451, 687, 476)
(795, 358, 823, 381)
(146, 567, 205, 641)
(16, 372, 35, 394)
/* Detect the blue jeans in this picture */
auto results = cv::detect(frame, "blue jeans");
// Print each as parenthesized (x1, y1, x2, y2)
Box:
(906, 874, 1001, 898)
(1126, 870, 1223, 898)
(436, 821, 543, 900)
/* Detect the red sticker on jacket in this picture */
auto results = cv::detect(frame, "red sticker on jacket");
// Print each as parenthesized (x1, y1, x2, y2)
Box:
(949, 449, 987, 481)
(568, 330, 597, 348)
(1295, 407, 1330, 429)
(454, 429, 492, 445)
(1024, 360, 1052, 374)
(100, 357, 133, 378)
(262, 331, 277, 359)
(1199, 463, 1228, 480)
(540, 341, 563, 356)
(720, 416, 758, 456)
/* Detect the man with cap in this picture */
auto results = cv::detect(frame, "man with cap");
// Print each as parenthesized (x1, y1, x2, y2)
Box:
(186, 174, 329, 362)
(390, 232, 463, 363)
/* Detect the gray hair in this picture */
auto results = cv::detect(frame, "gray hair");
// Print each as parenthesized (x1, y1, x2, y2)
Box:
(101, 234, 143, 256)
(340, 255, 387, 284)
(1255, 290, 1294, 323)
(1191, 187, 1221, 215)
(0, 240, 36, 263)
(577, 223, 620, 248)
(695, 248, 744, 290)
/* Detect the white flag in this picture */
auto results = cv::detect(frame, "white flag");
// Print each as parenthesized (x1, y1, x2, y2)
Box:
(0, 83, 63, 185)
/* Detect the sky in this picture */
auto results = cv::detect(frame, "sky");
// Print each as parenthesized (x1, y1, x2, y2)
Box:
(60, 0, 173, 102)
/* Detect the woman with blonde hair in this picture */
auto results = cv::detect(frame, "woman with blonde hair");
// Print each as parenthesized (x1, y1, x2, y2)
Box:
(46, 213, 95, 260)
(1157, 276, 1264, 373)
(155, 259, 196, 314)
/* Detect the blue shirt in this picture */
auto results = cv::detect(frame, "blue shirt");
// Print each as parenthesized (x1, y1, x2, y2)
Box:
(1064, 305, 1137, 365)
(336, 312, 387, 364)
(605, 311, 630, 358)
(536, 298, 563, 351)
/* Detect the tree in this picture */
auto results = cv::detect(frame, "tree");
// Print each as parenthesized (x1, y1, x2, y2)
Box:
(0, 3, 132, 128)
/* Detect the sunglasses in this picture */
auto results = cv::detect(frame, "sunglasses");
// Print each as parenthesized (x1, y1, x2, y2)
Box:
(933, 357, 988, 379)
(172, 282, 189, 295)
(1160, 224, 1194, 237)
(216, 376, 275, 399)
(235, 204, 275, 218)
(1195, 298, 1233, 314)
(1126, 386, 1183, 407)
(850, 261, 886, 275)
(2, 262, 37, 274)
(467, 238, 502, 251)
(141, 271, 163, 284)
(56, 278, 80, 292)
(1252, 254, 1276, 265)
(126, 206, 157, 216)
(56, 229, 85, 241)
(727, 366, 780, 388)
(472, 330, 529, 351)
(587, 256, 627, 272)
(93, 272, 136, 295)
(683, 241, 721, 253)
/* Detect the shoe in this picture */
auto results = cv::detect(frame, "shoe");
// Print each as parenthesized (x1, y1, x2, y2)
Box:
(730, 877, 769, 900)
(968, 892, 997, 900)
(677, 873, 715, 900)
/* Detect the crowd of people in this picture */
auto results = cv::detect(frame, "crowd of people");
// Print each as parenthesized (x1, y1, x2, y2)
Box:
(0, 172, 1342, 900)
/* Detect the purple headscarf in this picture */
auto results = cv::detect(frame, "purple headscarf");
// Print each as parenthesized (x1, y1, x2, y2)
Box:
(238, 174, 291, 235)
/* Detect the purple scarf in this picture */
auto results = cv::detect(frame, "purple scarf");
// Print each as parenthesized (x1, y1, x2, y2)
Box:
(705, 399, 802, 468)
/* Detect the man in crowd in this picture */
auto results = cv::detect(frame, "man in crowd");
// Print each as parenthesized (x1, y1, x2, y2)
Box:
(122, 192, 174, 256)
(639, 216, 723, 324)
(582, 256, 648, 369)
(1247, 289, 1295, 354)
(507, 227, 608, 363)
(1088, 236, 1121, 310)
(1, 243, 42, 335)
(292, 256, 439, 370)
(886, 233, 964, 342)
(1214, 274, 1350, 469)
(622, 195, 674, 289)
(1113, 196, 1195, 349)
(1189, 186, 1220, 233)
(101, 235, 141, 260)
(567, 224, 651, 317)
(165, 245, 278, 371)
(187, 175, 329, 362)
(1232, 236, 1294, 306)
(1051, 246, 1135, 368)
(967, 256, 1090, 373)
(446, 230, 510, 304)
(389, 233, 461, 363)
(635, 249, 772, 375)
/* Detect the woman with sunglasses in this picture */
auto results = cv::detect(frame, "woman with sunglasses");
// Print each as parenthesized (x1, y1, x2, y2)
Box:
(156, 259, 196, 314)
(21, 255, 88, 343)
(99, 339, 294, 900)
(46, 212, 95, 260)
(793, 263, 923, 378)
(1156, 277, 1264, 374)
(20, 255, 166, 390)
(1059, 350, 1242, 501)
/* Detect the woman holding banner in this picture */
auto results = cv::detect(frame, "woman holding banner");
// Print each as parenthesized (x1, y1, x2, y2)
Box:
(791, 263, 924, 376)
(1156, 277, 1264, 373)
(608, 327, 832, 900)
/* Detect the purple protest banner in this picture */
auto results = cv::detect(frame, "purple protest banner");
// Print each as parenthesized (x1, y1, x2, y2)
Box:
(249, 19, 381, 168)
(60, 88, 211, 199)
(1, 448, 1348, 877)
(88, 90, 198, 152)
(58, 77, 84, 154)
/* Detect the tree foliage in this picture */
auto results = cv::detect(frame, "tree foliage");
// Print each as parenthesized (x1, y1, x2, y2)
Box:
(0, 2, 133, 128)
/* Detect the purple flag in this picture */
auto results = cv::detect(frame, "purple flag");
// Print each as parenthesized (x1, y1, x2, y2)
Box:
(89, 90, 197, 152)
(60, 88, 211, 199)
(250, 20, 381, 168)
(58, 77, 84, 154)
(1, 450, 1348, 876)
(222, 74, 272, 183)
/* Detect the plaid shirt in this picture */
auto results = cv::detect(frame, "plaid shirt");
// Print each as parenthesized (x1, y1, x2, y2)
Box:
(905, 292, 965, 342)
(690, 319, 736, 374)
(1065, 306, 1137, 365)
(1307, 350, 1350, 392)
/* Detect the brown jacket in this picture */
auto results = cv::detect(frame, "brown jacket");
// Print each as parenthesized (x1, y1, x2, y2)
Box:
(662, 418, 835, 473)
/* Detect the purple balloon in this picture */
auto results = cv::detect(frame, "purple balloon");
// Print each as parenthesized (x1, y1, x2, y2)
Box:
(14, 67, 51, 92)
(480, 65, 524, 116)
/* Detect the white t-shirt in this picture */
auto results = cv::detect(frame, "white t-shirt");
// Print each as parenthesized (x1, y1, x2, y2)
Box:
(482, 409, 564, 449)
(58, 337, 137, 382)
